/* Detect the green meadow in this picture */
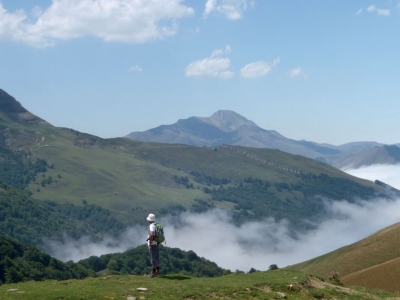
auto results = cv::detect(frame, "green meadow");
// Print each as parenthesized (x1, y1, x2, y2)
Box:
(2, 270, 398, 300)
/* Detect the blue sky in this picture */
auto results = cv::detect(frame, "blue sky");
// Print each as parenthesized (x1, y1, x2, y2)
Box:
(0, 0, 399, 145)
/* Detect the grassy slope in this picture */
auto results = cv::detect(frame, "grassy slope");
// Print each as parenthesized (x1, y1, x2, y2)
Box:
(1, 270, 398, 300)
(341, 257, 400, 292)
(24, 125, 205, 221)
(288, 222, 400, 292)
(0, 181, 127, 247)
(0, 107, 386, 224)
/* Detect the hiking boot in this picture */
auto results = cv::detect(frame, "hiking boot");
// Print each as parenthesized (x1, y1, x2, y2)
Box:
(146, 270, 156, 278)
(146, 273, 155, 278)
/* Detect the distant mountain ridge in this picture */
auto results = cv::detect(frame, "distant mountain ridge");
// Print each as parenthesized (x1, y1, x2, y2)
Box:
(3, 88, 400, 295)
(125, 110, 399, 169)
(0, 88, 393, 228)
(0, 89, 47, 124)
(126, 110, 339, 156)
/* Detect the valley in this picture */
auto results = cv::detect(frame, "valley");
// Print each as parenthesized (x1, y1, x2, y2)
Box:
(1, 89, 400, 293)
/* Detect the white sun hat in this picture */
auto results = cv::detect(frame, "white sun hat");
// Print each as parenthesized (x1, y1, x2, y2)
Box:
(146, 213, 156, 222)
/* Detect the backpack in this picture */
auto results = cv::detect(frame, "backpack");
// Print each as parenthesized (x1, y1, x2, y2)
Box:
(154, 223, 165, 245)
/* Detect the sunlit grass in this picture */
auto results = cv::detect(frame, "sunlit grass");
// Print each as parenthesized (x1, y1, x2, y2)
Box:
(1, 270, 399, 300)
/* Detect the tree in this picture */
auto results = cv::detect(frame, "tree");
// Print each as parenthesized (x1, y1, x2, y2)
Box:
(248, 267, 258, 273)
(5, 267, 22, 283)
(268, 264, 279, 270)
(107, 259, 119, 271)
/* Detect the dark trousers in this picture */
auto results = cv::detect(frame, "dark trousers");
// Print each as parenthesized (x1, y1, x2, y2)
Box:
(149, 244, 160, 267)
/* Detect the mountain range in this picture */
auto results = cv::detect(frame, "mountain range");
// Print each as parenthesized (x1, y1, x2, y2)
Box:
(126, 110, 400, 169)
(0, 88, 393, 228)
(2, 88, 400, 292)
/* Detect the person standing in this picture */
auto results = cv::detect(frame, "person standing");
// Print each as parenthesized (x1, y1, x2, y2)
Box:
(146, 213, 160, 277)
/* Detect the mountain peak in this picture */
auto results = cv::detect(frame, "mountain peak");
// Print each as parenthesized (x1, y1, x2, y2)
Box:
(0, 89, 29, 114)
(199, 110, 256, 132)
(0, 89, 48, 124)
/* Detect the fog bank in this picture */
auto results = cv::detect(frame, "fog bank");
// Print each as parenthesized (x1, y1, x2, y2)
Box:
(46, 164, 400, 271)
(344, 164, 400, 190)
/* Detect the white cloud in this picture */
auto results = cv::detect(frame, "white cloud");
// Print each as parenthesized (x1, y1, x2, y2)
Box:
(203, 0, 252, 20)
(186, 58, 234, 79)
(367, 5, 391, 16)
(0, 6, 27, 40)
(211, 44, 232, 57)
(46, 165, 400, 272)
(356, 8, 363, 15)
(0, 0, 194, 47)
(186, 45, 234, 79)
(288, 67, 308, 79)
(46, 165, 400, 271)
(47, 196, 400, 271)
(344, 164, 400, 190)
(129, 65, 143, 72)
(240, 57, 280, 78)
(204, 0, 218, 16)
(45, 226, 146, 262)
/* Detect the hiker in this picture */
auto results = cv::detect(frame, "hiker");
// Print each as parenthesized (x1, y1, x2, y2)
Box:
(146, 213, 160, 277)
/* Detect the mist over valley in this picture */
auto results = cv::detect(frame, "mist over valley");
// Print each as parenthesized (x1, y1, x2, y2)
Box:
(1, 89, 400, 294)
(2, 1, 400, 296)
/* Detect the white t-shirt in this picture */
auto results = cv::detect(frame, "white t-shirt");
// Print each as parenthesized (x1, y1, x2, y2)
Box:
(148, 223, 157, 246)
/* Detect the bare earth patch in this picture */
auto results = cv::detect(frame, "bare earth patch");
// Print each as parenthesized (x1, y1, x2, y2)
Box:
(299, 275, 400, 300)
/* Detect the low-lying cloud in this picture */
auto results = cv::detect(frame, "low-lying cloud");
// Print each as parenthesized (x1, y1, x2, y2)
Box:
(344, 164, 400, 190)
(47, 164, 400, 272)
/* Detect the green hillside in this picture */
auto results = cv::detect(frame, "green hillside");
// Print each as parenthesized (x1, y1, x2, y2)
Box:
(7, 122, 387, 227)
(0, 234, 228, 285)
(0, 89, 394, 228)
(2, 218, 400, 298)
(79, 244, 227, 278)
(287, 222, 400, 292)
(0, 181, 126, 247)
(0, 234, 90, 284)
(1, 270, 399, 299)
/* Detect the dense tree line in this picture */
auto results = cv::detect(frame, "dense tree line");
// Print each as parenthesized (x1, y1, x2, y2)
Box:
(211, 177, 304, 225)
(79, 245, 229, 278)
(296, 173, 376, 201)
(190, 198, 215, 213)
(0, 146, 48, 190)
(167, 171, 380, 228)
(208, 175, 378, 228)
(158, 204, 187, 216)
(43, 200, 127, 237)
(0, 235, 91, 284)
(173, 175, 194, 189)
(189, 171, 231, 186)
(0, 181, 126, 248)
(0, 235, 227, 285)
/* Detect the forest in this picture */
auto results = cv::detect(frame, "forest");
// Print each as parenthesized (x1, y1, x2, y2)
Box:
(181, 173, 379, 227)
(0, 235, 228, 285)
(0, 181, 126, 247)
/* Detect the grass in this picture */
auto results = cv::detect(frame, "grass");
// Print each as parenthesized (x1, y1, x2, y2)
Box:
(2, 114, 387, 224)
(27, 129, 206, 221)
(288, 222, 400, 293)
(1, 270, 399, 300)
